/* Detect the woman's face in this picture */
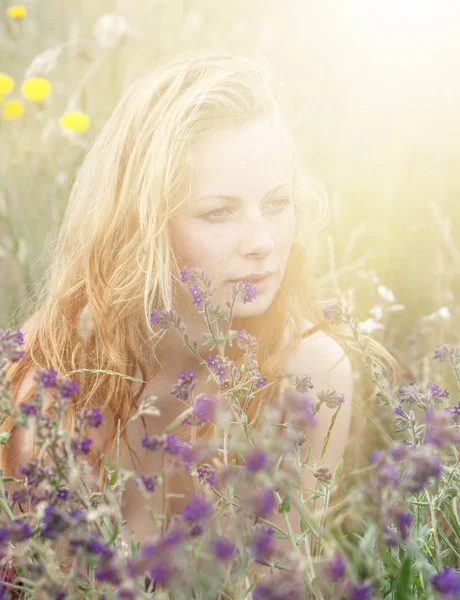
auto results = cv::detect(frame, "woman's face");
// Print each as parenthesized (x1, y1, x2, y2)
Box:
(168, 114, 297, 317)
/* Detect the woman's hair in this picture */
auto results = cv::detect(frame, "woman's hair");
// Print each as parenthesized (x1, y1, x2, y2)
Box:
(1, 50, 399, 488)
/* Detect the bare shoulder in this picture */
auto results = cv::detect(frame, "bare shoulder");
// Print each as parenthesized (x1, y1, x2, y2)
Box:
(285, 318, 354, 470)
(286, 318, 352, 378)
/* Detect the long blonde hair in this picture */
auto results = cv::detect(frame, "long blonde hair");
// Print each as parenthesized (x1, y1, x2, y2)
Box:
(1, 50, 399, 488)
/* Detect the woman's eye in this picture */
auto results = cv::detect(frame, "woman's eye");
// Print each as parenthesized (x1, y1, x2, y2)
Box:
(203, 198, 291, 221)
(205, 207, 232, 220)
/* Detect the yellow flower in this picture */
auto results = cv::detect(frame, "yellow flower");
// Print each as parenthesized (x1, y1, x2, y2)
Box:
(2, 99, 24, 119)
(20, 77, 51, 102)
(0, 73, 15, 96)
(59, 110, 91, 133)
(6, 5, 27, 19)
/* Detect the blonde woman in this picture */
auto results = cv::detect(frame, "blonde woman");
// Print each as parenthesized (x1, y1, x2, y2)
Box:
(1, 51, 398, 567)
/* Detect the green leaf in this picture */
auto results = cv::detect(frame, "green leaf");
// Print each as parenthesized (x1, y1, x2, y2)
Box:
(0, 432, 12, 444)
(108, 469, 118, 487)
(395, 554, 412, 600)
(300, 517, 308, 533)
(107, 520, 120, 545)
(278, 495, 291, 514)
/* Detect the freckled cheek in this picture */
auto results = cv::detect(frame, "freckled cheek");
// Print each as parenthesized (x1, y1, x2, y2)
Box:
(175, 229, 235, 277)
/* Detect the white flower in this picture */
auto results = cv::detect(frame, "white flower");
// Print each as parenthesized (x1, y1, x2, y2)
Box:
(369, 305, 383, 321)
(25, 45, 62, 78)
(438, 306, 451, 320)
(358, 318, 384, 335)
(377, 285, 395, 303)
(93, 13, 133, 49)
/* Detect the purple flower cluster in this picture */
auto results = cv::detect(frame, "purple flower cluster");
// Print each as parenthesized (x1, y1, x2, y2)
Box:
(428, 382, 450, 399)
(181, 494, 213, 524)
(209, 536, 235, 561)
(283, 389, 317, 431)
(207, 354, 227, 380)
(433, 344, 460, 363)
(138, 475, 158, 492)
(71, 435, 93, 456)
(0, 327, 25, 363)
(171, 369, 197, 400)
(249, 525, 275, 563)
(322, 303, 344, 326)
(241, 281, 258, 304)
(252, 568, 304, 599)
(431, 567, 460, 596)
(424, 407, 460, 447)
(247, 487, 277, 519)
(196, 463, 217, 486)
(0, 518, 33, 544)
(193, 393, 217, 423)
(141, 431, 197, 471)
(79, 407, 104, 428)
(244, 447, 269, 473)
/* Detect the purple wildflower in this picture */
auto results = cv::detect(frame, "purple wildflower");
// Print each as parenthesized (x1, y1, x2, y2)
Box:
(189, 284, 204, 307)
(81, 407, 103, 428)
(3, 519, 33, 543)
(39, 367, 59, 387)
(141, 432, 163, 451)
(428, 382, 450, 398)
(181, 495, 213, 523)
(314, 466, 333, 485)
(256, 376, 267, 388)
(171, 369, 197, 400)
(394, 406, 404, 416)
(150, 309, 172, 329)
(190, 524, 203, 536)
(197, 463, 217, 486)
(70, 535, 114, 559)
(348, 582, 372, 600)
(95, 563, 122, 586)
(446, 401, 460, 425)
(193, 394, 217, 423)
(249, 487, 277, 519)
(393, 510, 413, 540)
(71, 435, 93, 456)
(40, 504, 70, 540)
(325, 552, 346, 580)
(59, 378, 79, 398)
(249, 526, 275, 563)
(164, 433, 182, 454)
(161, 525, 186, 549)
(424, 407, 460, 447)
(245, 447, 269, 473)
(56, 488, 69, 501)
(433, 344, 460, 363)
(242, 281, 258, 304)
(138, 475, 157, 492)
(322, 303, 344, 325)
(402, 447, 442, 493)
(149, 560, 172, 585)
(207, 354, 217, 368)
(390, 444, 407, 462)
(209, 536, 236, 561)
(19, 402, 38, 416)
(284, 389, 317, 430)
(117, 589, 136, 600)
(431, 567, 460, 596)
(179, 265, 189, 282)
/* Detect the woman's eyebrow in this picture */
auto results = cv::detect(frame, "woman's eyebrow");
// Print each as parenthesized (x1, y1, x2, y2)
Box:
(195, 183, 291, 203)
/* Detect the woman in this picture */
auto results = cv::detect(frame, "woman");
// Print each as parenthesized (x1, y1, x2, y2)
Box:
(1, 51, 398, 561)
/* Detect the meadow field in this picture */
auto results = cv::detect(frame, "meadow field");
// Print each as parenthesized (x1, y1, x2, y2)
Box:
(0, 1, 459, 598)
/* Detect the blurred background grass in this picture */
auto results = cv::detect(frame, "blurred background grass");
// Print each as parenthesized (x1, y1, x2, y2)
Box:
(1, 0, 459, 406)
